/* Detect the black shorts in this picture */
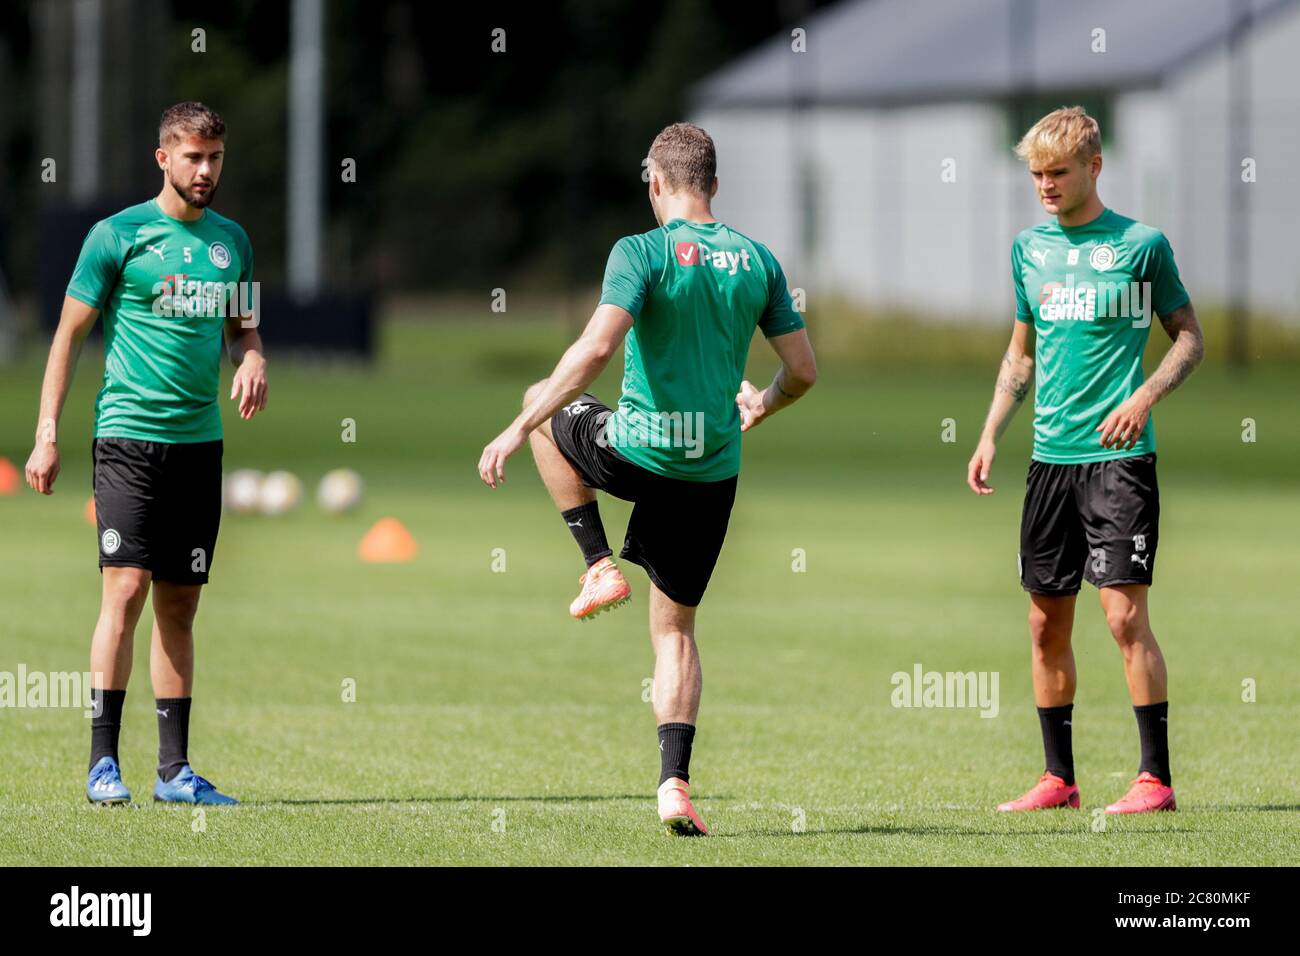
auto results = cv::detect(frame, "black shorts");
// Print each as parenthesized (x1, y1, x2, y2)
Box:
(549, 393, 737, 607)
(1019, 453, 1159, 595)
(92, 437, 223, 585)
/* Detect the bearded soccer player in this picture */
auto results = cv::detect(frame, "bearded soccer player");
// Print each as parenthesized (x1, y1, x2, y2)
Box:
(25, 102, 266, 806)
(967, 107, 1204, 814)
(478, 123, 816, 835)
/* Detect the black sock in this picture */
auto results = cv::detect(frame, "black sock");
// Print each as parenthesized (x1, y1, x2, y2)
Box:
(657, 723, 696, 786)
(1037, 703, 1075, 785)
(156, 697, 192, 783)
(561, 502, 612, 567)
(89, 688, 127, 771)
(1134, 701, 1171, 786)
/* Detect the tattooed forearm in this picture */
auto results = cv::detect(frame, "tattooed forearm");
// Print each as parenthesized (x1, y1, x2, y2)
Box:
(995, 350, 1033, 402)
(1144, 336, 1202, 400)
(1143, 304, 1205, 404)
(983, 349, 1035, 441)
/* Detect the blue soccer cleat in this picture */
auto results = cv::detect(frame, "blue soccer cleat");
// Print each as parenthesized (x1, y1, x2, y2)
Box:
(153, 765, 239, 805)
(87, 756, 132, 805)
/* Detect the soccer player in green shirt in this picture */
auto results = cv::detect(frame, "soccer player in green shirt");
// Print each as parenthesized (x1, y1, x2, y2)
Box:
(24, 102, 266, 806)
(478, 123, 817, 835)
(967, 107, 1204, 814)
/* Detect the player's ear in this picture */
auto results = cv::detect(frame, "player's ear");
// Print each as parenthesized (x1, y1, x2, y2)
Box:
(155, 147, 168, 170)
(709, 177, 718, 199)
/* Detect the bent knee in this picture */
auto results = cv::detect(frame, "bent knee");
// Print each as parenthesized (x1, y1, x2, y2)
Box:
(652, 629, 696, 654)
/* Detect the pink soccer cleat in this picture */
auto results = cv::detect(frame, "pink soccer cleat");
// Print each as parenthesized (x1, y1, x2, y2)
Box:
(658, 777, 709, 836)
(1105, 771, 1176, 814)
(569, 556, 631, 620)
(996, 771, 1081, 812)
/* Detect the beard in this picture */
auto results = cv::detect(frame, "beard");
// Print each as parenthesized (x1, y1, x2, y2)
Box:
(170, 174, 218, 209)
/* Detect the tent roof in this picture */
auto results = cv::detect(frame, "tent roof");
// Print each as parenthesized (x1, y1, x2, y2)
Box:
(692, 0, 1296, 109)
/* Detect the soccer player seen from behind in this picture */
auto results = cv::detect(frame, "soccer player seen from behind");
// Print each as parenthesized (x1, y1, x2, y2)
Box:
(478, 123, 817, 835)
(24, 102, 267, 807)
(967, 107, 1204, 814)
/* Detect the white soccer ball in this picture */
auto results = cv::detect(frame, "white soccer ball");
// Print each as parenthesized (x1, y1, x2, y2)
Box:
(317, 468, 363, 514)
(258, 470, 303, 516)
(224, 469, 264, 514)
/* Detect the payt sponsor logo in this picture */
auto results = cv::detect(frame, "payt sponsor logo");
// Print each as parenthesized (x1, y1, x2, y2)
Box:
(675, 241, 752, 275)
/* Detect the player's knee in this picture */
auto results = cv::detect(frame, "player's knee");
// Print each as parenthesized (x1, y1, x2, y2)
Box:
(523, 378, 549, 409)
(652, 628, 695, 658)
(155, 615, 196, 638)
(154, 594, 200, 633)
(103, 571, 150, 613)
(1106, 604, 1147, 647)
(1028, 602, 1070, 648)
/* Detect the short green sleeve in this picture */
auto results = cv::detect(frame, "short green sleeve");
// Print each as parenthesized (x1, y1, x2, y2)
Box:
(1142, 233, 1190, 318)
(1011, 238, 1032, 323)
(599, 236, 654, 319)
(66, 220, 125, 309)
(756, 247, 805, 338)
(236, 226, 254, 285)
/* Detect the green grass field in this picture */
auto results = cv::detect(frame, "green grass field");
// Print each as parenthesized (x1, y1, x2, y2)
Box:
(1, 314, 1297, 865)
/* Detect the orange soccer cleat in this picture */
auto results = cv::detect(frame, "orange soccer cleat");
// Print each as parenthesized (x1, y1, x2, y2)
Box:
(569, 556, 631, 620)
(658, 777, 709, 836)
(1105, 771, 1176, 814)
(996, 771, 1081, 812)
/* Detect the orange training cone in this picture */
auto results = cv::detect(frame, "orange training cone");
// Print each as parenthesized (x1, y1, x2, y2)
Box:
(84, 496, 97, 525)
(358, 517, 417, 563)
(0, 457, 19, 496)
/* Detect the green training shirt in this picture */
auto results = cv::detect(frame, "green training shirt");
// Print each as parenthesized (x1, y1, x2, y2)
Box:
(598, 218, 805, 481)
(1012, 208, 1189, 464)
(66, 198, 254, 443)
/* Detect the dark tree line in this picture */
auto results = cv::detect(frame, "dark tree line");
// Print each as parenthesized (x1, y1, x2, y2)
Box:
(0, 0, 828, 299)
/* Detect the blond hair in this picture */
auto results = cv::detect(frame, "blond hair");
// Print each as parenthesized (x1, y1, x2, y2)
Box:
(648, 123, 716, 195)
(1014, 106, 1100, 166)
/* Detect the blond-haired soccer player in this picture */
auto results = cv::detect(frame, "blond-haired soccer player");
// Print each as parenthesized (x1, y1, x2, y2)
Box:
(967, 107, 1204, 813)
(478, 123, 816, 834)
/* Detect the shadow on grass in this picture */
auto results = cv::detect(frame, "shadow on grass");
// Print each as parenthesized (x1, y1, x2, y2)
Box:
(258, 793, 721, 806)
(722, 824, 1204, 838)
